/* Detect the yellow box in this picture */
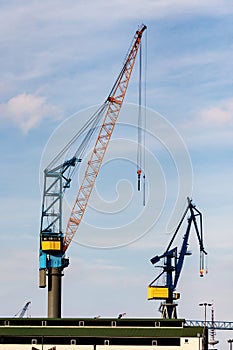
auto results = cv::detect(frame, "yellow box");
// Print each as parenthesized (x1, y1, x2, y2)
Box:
(42, 240, 61, 251)
(147, 286, 169, 300)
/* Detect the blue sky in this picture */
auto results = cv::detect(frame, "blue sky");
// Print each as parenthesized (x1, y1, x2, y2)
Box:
(0, 0, 233, 346)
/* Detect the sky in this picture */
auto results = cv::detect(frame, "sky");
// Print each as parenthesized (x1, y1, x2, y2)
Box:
(0, 0, 233, 347)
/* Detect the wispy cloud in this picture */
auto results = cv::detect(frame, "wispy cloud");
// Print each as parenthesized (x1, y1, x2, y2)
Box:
(179, 98, 233, 148)
(199, 99, 233, 126)
(0, 93, 61, 133)
(1, 0, 231, 39)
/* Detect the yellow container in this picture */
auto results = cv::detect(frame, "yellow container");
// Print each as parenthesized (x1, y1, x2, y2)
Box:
(147, 286, 169, 300)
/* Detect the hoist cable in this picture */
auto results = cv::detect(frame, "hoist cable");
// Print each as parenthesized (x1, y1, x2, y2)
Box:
(142, 30, 147, 206)
(46, 103, 108, 171)
(64, 103, 110, 181)
(137, 42, 142, 191)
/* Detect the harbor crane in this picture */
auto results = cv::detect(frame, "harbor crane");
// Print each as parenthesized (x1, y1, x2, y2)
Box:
(14, 301, 31, 318)
(39, 24, 147, 318)
(148, 197, 207, 319)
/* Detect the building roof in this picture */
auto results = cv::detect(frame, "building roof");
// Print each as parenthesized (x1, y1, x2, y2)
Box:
(0, 318, 204, 338)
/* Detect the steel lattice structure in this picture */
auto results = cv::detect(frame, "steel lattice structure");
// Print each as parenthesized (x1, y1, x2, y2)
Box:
(185, 320, 233, 330)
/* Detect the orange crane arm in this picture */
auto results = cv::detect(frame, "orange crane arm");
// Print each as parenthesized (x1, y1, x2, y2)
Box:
(63, 24, 147, 252)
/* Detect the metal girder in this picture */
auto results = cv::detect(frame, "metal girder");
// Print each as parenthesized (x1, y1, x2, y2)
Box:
(185, 320, 233, 330)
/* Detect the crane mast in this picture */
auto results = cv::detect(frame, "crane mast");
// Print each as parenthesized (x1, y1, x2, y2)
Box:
(39, 25, 147, 318)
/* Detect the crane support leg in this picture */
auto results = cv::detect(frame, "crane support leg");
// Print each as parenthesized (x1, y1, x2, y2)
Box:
(159, 302, 178, 319)
(48, 268, 62, 318)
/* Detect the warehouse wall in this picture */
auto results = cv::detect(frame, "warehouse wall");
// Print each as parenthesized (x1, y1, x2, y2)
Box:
(0, 337, 202, 350)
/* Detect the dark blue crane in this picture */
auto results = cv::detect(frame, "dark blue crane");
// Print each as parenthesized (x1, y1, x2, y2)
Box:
(148, 197, 207, 319)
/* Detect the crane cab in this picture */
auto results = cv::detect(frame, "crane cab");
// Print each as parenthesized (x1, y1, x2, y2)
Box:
(41, 233, 63, 252)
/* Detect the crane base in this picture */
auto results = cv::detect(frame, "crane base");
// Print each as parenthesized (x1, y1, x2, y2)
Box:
(48, 268, 63, 318)
(159, 302, 178, 319)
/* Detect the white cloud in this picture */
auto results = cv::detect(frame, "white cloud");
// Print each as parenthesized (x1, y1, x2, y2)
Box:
(0, 93, 61, 133)
(180, 99, 233, 148)
(199, 99, 233, 126)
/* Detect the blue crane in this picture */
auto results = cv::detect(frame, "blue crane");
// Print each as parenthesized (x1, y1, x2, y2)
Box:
(14, 301, 31, 318)
(39, 25, 147, 318)
(148, 197, 207, 319)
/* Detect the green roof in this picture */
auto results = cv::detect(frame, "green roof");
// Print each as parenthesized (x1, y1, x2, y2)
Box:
(0, 318, 203, 338)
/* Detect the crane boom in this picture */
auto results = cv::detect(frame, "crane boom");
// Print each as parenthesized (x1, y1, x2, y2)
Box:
(14, 301, 31, 318)
(63, 24, 147, 252)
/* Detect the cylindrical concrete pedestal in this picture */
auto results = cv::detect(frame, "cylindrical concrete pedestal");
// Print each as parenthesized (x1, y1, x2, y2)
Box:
(48, 268, 62, 318)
